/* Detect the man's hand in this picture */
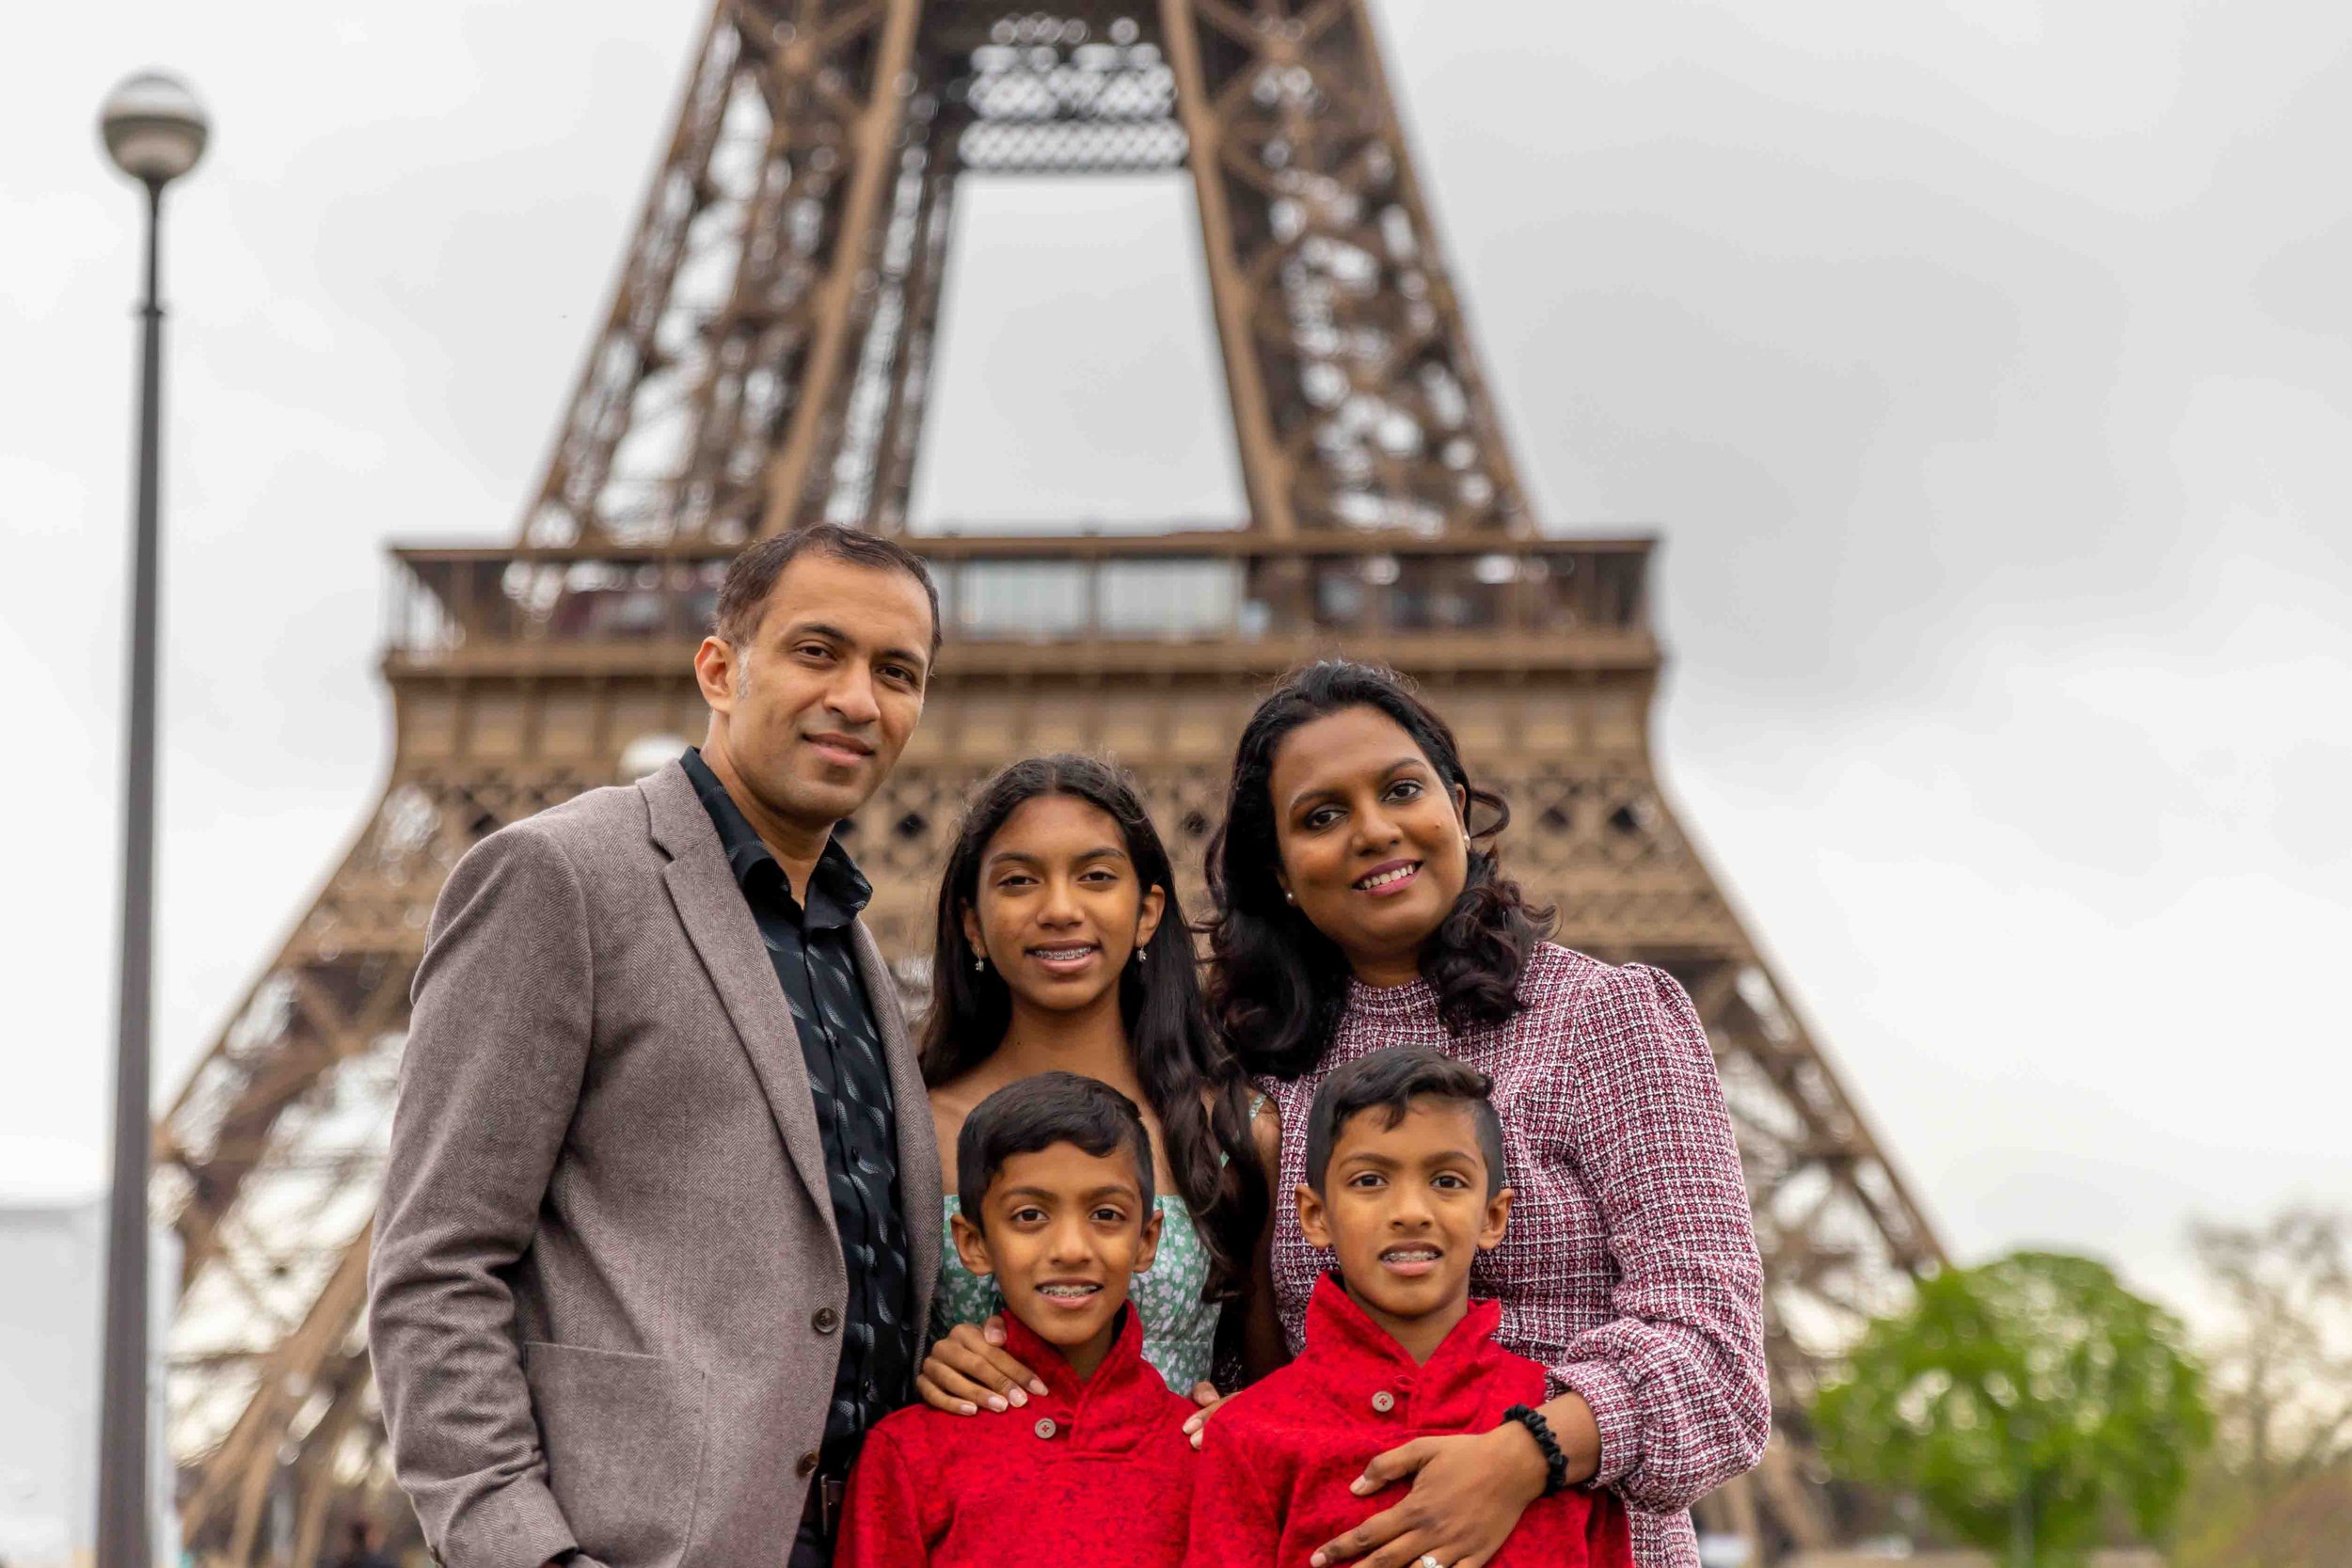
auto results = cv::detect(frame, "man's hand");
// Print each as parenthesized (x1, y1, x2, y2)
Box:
(913, 1316, 1047, 1415)
(1309, 1424, 1548, 1568)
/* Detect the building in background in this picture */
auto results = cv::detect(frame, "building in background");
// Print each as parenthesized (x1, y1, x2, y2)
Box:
(1, 1144, 176, 1568)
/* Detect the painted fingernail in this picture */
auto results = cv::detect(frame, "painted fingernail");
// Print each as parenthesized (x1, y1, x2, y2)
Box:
(1008, 1388, 1028, 1407)
(986, 1396, 1008, 1412)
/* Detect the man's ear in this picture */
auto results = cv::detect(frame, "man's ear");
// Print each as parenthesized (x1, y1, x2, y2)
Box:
(1295, 1182, 1331, 1250)
(1134, 882, 1168, 952)
(950, 1210, 993, 1277)
(692, 636, 739, 716)
(1134, 1205, 1165, 1275)
(1477, 1185, 1514, 1252)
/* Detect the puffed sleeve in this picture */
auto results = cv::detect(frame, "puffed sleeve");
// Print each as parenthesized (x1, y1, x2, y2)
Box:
(1544, 962, 1771, 1513)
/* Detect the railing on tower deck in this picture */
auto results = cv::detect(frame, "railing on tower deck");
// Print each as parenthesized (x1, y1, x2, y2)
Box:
(383, 531, 1660, 675)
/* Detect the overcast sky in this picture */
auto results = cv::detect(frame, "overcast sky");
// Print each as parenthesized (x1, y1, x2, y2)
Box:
(2, 0, 2346, 1324)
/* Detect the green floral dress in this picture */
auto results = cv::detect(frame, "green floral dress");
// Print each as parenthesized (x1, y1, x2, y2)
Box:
(931, 1194, 1220, 1392)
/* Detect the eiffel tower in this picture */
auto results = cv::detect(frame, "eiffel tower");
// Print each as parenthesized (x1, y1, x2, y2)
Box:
(158, 3, 1942, 1561)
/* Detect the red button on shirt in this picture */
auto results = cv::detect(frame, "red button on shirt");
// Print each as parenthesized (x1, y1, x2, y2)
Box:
(837, 1305, 1197, 1568)
(1191, 1274, 1633, 1568)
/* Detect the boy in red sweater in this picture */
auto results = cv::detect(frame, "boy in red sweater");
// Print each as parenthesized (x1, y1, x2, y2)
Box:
(836, 1072, 1198, 1568)
(1191, 1048, 1631, 1568)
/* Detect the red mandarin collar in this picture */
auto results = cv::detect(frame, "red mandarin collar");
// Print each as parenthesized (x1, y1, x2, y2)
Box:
(1300, 1272, 1509, 1420)
(995, 1300, 1170, 1450)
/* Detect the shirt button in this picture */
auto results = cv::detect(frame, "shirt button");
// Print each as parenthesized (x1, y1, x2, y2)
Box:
(1371, 1390, 1396, 1414)
(795, 1449, 819, 1478)
(1033, 1418, 1058, 1440)
(812, 1307, 840, 1334)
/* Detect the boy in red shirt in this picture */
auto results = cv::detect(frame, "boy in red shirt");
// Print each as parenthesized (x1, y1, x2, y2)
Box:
(1191, 1048, 1632, 1568)
(836, 1071, 1197, 1568)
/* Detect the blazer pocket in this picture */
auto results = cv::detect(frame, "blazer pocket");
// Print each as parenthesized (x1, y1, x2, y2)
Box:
(523, 1341, 707, 1568)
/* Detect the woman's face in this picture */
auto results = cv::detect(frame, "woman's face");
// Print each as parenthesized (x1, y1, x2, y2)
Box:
(963, 794, 1165, 1016)
(1264, 705, 1470, 986)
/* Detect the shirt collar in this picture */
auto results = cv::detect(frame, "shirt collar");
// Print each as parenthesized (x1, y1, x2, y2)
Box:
(996, 1302, 1168, 1450)
(1301, 1270, 1503, 1396)
(678, 746, 872, 927)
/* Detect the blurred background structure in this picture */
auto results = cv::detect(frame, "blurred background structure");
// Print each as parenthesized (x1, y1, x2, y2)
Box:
(151, 3, 1932, 1561)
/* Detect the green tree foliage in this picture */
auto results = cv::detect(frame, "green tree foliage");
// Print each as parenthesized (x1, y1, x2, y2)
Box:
(1814, 1250, 2211, 1567)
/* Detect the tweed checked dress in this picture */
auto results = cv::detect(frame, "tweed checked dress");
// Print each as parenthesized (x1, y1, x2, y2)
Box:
(835, 1304, 1197, 1568)
(1192, 1275, 1632, 1568)
(1256, 943, 1770, 1568)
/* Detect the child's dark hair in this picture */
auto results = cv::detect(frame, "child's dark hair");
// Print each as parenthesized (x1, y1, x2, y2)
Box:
(923, 754, 1266, 1295)
(1303, 1048, 1507, 1197)
(957, 1071, 1157, 1219)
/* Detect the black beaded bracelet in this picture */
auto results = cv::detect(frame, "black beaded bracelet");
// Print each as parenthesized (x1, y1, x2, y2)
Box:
(1501, 1403, 1570, 1497)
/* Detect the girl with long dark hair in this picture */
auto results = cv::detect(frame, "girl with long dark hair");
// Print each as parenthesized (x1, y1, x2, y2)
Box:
(911, 755, 1276, 1408)
(1200, 661, 1769, 1568)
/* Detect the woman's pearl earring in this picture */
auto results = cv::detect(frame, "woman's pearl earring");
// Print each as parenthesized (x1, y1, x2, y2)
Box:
(1283, 890, 1295, 904)
(973, 954, 986, 973)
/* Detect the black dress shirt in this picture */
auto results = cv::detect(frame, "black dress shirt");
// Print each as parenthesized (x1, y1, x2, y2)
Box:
(681, 748, 915, 1481)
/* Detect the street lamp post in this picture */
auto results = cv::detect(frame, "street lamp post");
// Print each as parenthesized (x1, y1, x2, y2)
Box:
(96, 69, 208, 1568)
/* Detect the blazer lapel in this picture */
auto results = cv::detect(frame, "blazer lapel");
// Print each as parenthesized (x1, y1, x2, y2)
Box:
(642, 761, 839, 1252)
(854, 922, 943, 1332)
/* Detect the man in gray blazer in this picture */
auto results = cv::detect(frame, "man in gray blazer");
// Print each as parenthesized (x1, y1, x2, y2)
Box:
(369, 525, 946, 1568)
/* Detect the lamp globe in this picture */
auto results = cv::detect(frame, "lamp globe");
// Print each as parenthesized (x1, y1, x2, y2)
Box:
(100, 71, 209, 185)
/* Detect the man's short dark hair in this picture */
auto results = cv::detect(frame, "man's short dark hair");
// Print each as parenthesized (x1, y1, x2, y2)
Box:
(1303, 1047, 1507, 1196)
(957, 1072, 1155, 1219)
(712, 524, 942, 657)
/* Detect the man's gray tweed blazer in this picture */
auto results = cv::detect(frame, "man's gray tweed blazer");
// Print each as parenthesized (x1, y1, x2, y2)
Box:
(368, 758, 943, 1568)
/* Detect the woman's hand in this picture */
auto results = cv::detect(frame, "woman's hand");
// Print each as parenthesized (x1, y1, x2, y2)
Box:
(1310, 1424, 1548, 1568)
(912, 1317, 1048, 1415)
(1181, 1382, 1228, 1448)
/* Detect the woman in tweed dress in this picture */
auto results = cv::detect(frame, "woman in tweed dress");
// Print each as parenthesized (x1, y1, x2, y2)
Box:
(1198, 661, 1770, 1568)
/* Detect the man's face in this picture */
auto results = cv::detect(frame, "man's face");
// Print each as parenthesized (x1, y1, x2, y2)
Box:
(952, 1142, 1162, 1372)
(694, 553, 933, 833)
(1297, 1099, 1511, 1334)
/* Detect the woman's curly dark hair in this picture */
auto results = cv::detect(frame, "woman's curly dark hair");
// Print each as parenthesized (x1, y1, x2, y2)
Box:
(1204, 661, 1556, 1080)
(921, 754, 1267, 1299)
